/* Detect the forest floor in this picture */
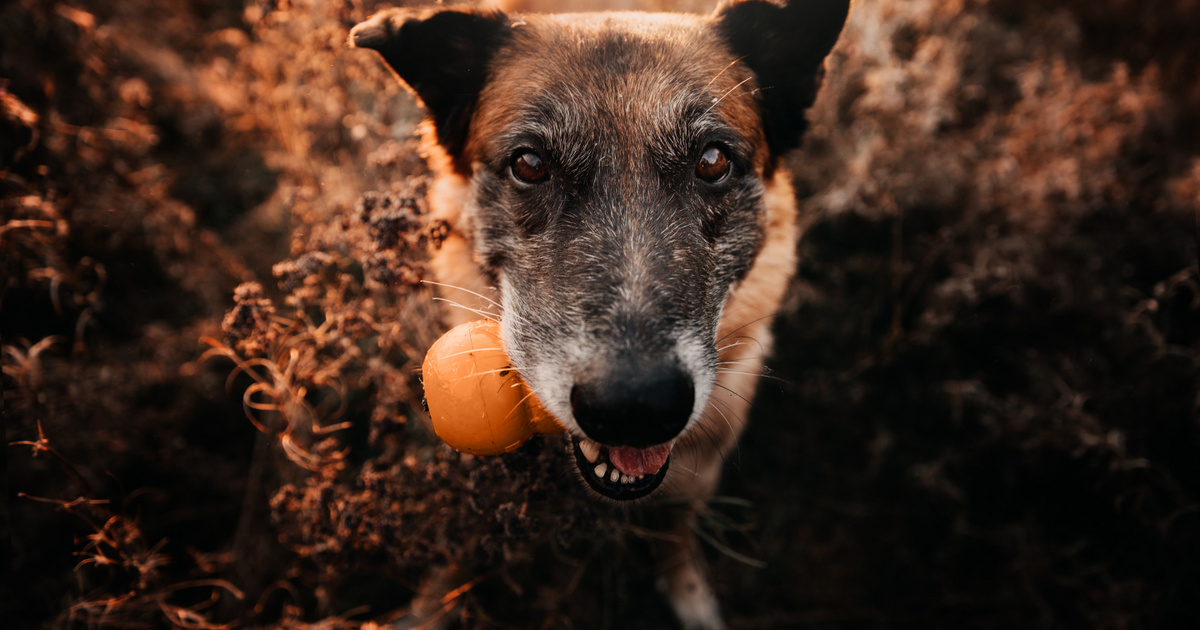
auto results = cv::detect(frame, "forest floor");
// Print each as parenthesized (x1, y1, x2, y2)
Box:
(3, 0, 1199, 628)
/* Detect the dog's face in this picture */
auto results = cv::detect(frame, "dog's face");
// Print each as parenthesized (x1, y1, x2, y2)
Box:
(353, 1, 848, 500)
(469, 14, 771, 500)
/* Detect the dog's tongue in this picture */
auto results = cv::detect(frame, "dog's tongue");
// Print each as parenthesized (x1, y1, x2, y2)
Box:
(608, 444, 671, 477)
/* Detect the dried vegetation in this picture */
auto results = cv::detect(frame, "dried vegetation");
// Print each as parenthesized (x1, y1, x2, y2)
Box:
(3, 0, 1198, 628)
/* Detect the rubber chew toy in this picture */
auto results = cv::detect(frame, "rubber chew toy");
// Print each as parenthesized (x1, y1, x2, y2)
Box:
(421, 319, 564, 455)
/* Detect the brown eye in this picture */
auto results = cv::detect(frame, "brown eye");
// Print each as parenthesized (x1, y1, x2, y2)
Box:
(511, 150, 549, 184)
(695, 145, 731, 183)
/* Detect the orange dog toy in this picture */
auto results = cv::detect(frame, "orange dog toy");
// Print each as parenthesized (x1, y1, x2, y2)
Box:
(421, 319, 564, 455)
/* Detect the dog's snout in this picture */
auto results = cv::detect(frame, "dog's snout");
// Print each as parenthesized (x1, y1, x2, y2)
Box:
(570, 361, 695, 448)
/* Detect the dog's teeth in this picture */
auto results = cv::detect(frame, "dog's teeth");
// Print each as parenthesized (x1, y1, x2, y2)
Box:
(620, 474, 632, 484)
(594, 463, 607, 478)
(579, 439, 601, 463)
(609, 468, 620, 483)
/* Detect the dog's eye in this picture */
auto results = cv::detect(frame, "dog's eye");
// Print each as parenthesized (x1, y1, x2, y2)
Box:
(695, 145, 732, 184)
(510, 150, 549, 184)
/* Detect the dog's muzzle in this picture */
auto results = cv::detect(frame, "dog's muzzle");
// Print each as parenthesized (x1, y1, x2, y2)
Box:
(567, 359, 694, 500)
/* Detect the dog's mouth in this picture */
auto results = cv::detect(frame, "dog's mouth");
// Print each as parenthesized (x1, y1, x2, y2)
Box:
(570, 436, 672, 501)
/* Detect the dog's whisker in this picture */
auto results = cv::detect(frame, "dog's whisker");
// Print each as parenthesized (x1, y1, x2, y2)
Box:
(704, 398, 737, 440)
(717, 336, 768, 361)
(422, 279, 503, 311)
(705, 390, 739, 412)
(716, 359, 761, 367)
(670, 450, 699, 476)
(703, 400, 741, 465)
(431, 346, 503, 361)
(705, 392, 740, 417)
(704, 76, 754, 115)
(688, 510, 767, 569)
(715, 310, 782, 344)
(715, 368, 771, 378)
(432, 297, 500, 322)
(679, 430, 715, 478)
(712, 382, 754, 408)
(498, 388, 540, 424)
(715, 339, 755, 354)
(426, 344, 533, 379)
(705, 395, 747, 446)
(705, 55, 748, 89)
(716, 367, 793, 386)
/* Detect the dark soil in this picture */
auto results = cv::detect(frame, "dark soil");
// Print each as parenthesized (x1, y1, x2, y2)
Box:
(3, 1, 1198, 628)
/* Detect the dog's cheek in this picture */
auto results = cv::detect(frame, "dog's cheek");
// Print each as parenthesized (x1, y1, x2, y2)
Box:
(705, 183, 768, 293)
(471, 172, 570, 270)
(508, 188, 563, 235)
(467, 173, 523, 275)
(715, 216, 765, 288)
(497, 273, 585, 429)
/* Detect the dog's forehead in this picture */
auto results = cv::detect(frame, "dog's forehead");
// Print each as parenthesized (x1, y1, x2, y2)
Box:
(472, 12, 764, 161)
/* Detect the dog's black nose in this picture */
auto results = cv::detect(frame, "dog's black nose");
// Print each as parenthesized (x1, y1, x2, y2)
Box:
(570, 361, 695, 448)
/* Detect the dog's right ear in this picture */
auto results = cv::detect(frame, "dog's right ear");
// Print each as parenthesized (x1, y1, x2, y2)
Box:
(351, 8, 511, 167)
(716, 0, 850, 157)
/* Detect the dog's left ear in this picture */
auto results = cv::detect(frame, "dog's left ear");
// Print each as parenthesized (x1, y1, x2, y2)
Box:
(715, 0, 850, 156)
(351, 8, 512, 167)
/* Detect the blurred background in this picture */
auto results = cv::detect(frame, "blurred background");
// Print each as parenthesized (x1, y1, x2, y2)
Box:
(3, 0, 1198, 628)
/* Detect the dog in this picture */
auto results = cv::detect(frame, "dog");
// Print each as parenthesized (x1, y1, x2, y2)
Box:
(351, 1, 849, 626)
